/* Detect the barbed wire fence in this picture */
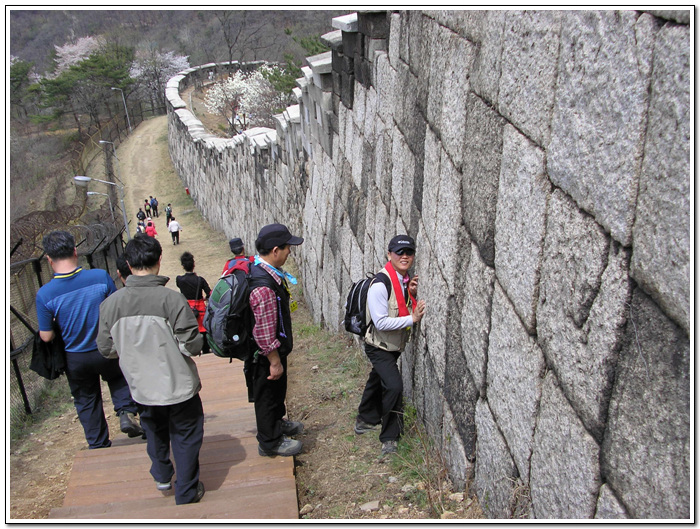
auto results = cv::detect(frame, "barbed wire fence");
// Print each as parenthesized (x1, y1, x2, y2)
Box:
(9, 99, 166, 429)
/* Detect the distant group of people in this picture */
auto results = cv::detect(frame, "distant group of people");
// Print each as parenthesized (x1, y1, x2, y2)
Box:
(36, 219, 425, 505)
(136, 199, 181, 244)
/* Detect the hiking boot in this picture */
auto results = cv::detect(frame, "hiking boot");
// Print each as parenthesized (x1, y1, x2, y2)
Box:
(119, 411, 144, 438)
(155, 480, 172, 491)
(280, 419, 304, 436)
(381, 440, 398, 455)
(258, 436, 303, 457)
(354, 418, 378, 435)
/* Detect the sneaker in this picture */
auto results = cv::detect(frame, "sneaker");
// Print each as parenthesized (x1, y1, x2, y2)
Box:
(156, 480, 172, 491)
(119, 411, 144, 438)
(258, 436, 303, 457)
(189, 481, 205, 503)
(381, 440, 398, 455)
(280, 419, 304, 436)
(354, 418, 378, 435)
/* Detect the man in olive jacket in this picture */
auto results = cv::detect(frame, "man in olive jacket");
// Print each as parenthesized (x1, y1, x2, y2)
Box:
(97, 234, 205, 505)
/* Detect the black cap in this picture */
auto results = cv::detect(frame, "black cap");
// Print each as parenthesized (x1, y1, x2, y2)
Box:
(388, 235, 416, 253)
(256, 223, 304, 251)
(229, 237, 244, 254)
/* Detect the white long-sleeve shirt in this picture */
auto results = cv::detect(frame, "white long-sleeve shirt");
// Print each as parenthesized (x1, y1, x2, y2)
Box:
(366, 271, 413, 331)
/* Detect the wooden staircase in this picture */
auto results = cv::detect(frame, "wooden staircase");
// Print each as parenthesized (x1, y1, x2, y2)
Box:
(49, 355, 298, 520)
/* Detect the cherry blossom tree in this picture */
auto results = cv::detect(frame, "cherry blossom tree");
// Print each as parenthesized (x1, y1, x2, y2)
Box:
(52, 36, 100, 77)
(204, 65, 294, 134)
(130, 47, 190, 110)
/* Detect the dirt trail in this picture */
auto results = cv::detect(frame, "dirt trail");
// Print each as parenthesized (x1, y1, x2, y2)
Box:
(117, 115, 231, 287)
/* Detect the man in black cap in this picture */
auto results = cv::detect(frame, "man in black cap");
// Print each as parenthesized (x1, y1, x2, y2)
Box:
(354, 234, 426, 456)
(249, 223, 305, 456)
(222, 237, 251, 276)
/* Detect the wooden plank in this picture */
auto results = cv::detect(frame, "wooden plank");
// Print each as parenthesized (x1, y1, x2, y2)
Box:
(51, 481, 299, 519)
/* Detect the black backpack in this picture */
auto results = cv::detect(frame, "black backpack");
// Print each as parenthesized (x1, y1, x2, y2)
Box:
(343, 273, 391, 336)
(203, 260, 253, 361)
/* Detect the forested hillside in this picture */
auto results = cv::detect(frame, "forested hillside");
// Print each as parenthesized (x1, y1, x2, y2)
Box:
(10, 10, 343, 74)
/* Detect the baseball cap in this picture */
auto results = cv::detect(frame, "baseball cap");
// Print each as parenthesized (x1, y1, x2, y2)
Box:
(388, 235, 416, 253)
(256, 223, 304, 251)
(229, 237, 244, 253)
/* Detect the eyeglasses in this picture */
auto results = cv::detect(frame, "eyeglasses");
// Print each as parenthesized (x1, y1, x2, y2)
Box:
(395, 249, 415, 256)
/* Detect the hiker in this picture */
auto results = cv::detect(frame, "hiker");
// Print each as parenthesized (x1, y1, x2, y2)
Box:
(136, 208, 146, 222)
(35, 231, 143, 449)
(222, 237, 252, 275)
(144, 199, 151, 217)
(354, 235, 426, 456)
(150, 196, 159, 217)
(249, 223, 305, 457)
(97, 234, 206, 505)
(145, 220, 158, 238)
(176, 251, 211, 355)
(168, 216, 182, 245)
(165, 204, 173, 227)
(136, 221, 146, 234)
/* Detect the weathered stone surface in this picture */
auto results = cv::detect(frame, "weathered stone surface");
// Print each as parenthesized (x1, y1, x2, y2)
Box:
(417, 245, 448, 388)
(474, 398, 518, 519)
(537, 189, 631, 441)
(530, 372, 601, 519)
(494, 125, 549, 334)
(602, 288, 690, 519)
(439, 32, 476, 172)
(462, 92, 505, 267)
(499, 10, 561, 147)
(423, 9, 486, 42)
(460, 241, 495, 394)
(388, 12, 401, 67)
(594, 484, 628, 519)
(358, 11, 390, 38)
(644, 9, 691, 23)
(469, 10, 506, 106)
(631, 23, 690, 335)
(425, 24, 453, 131)
(442, 404, 473, 489)
(444, 315, 478, 459)
(487, 283, 545, 483)
(547, 11, 658, 246)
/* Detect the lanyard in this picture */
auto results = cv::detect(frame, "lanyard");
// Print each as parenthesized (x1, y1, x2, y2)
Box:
(254, 256, 298, 285)
(385, 262, 415, 317)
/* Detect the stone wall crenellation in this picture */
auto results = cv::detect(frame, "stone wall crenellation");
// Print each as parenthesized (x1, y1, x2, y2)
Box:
(166, 9, 690, 519)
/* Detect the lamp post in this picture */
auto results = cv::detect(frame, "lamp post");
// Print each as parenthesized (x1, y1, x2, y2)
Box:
(74, 176, 131, 241)
(111, 87, 132, 134)
(86, 191, 116, 223)
(98, 140, 123, 184)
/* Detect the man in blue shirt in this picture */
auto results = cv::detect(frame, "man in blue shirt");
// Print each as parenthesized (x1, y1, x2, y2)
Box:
(36, 231, 143, 449)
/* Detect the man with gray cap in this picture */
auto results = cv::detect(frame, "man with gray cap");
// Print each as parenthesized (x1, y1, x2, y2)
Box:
(222, 237, 251, 276)
(354, 235, 426, 456)
(249, 223, 305, 457)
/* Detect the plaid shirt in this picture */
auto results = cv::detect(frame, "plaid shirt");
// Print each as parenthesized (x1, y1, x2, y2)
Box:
(249, 261, 283, 355)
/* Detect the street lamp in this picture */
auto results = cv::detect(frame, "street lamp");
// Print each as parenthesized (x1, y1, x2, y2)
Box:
(74, 176, 131, 241)
(86, 191, 116, 223)
(98, 140, 123, 184)
(111, 87, 132, 134)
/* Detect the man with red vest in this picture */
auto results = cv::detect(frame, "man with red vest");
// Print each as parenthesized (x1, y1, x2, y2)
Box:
(222, 237, 252, 276)
(354, 235, 426, 456)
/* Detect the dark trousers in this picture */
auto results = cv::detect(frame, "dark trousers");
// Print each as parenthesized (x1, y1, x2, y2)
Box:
(152, 205, 159, 217)
(139, 394, 204, 505)
(357, 344, 404, 442)
(64, 350, 138, 449)
(252, 354, 288, 450)
(171, 231, 180, 244)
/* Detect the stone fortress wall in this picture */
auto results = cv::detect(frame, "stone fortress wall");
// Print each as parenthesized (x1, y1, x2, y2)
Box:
(166, 10, 690, 519)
